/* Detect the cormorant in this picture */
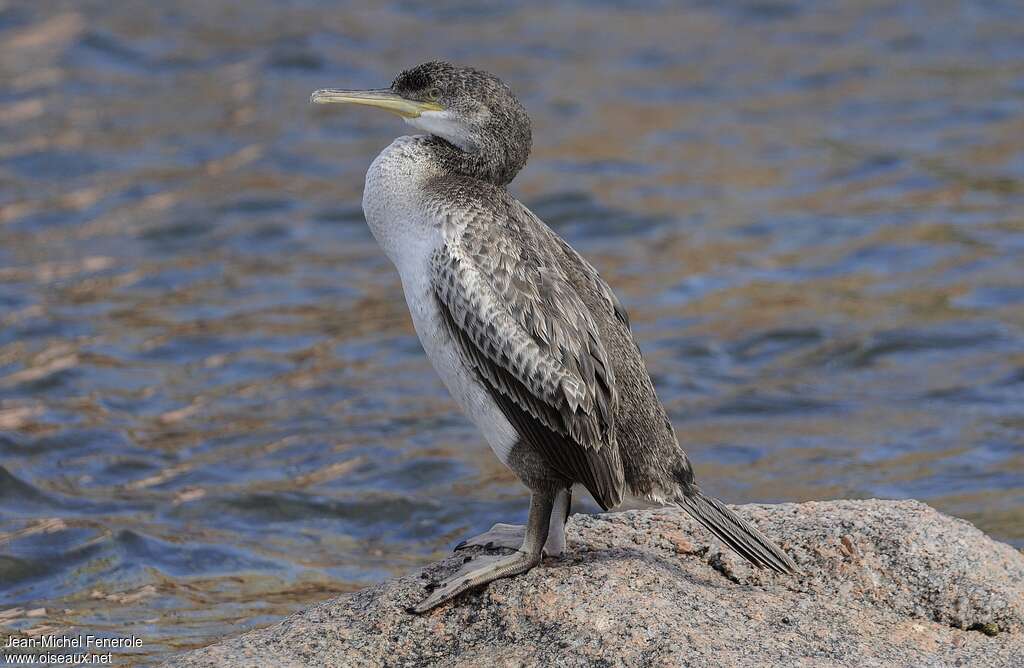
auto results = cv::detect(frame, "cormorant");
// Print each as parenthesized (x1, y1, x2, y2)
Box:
(311, 61, 798, 613)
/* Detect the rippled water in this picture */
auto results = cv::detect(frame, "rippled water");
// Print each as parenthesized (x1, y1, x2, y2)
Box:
(1, 0, 1023, 663)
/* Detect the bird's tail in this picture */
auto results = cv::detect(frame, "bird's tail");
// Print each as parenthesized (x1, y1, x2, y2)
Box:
(675, 491, 799, 574)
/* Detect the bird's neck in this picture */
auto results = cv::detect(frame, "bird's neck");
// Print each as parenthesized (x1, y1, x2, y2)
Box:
(423, 132, 529, 187)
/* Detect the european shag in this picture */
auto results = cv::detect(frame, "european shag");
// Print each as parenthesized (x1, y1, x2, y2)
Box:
(311, 61, 798, 613)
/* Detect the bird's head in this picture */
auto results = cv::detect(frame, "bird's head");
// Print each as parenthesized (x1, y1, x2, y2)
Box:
(312, 61, 532, 185)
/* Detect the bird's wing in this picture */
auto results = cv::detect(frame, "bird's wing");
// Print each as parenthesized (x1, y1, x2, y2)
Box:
(431, 199, 624, 509)
(540, 221, 633, 332)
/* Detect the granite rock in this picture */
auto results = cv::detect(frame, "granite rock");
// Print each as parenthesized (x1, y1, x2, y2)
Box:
(165, 499, 1024, 667)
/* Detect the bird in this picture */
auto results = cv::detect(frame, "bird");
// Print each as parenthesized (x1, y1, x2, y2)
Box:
(310, 61, 798, 613)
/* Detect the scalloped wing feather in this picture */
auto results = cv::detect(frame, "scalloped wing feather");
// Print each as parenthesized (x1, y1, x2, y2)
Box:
(430, 200, 624, 508)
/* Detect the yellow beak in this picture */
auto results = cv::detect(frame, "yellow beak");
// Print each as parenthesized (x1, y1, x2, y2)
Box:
(309, 88, 442, 119)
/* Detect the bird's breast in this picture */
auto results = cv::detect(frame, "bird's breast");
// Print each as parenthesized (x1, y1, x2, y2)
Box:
(362, 135, 442, 270)
(359, 136, 519, 466)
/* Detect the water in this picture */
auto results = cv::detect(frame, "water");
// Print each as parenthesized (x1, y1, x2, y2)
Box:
(1, 0, 1022, 662)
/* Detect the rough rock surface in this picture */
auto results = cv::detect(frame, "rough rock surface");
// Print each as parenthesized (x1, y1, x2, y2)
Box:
(166, 500, 1024, 667)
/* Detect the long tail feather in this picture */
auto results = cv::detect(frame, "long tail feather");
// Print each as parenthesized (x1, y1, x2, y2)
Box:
(676, 492, 799, 574)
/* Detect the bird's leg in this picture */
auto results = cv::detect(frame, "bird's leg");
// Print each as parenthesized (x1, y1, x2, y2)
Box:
(411, 489, 555, 613)
(453, 487, 571, 556)
(543, 486, 571, 557)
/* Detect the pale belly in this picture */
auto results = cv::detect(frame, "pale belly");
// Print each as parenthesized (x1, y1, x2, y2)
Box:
(399, 267, 520, 467)
(360, 134, 520, 470)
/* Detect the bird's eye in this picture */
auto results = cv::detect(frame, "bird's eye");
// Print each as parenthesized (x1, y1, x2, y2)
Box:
(425, 87, 441, 101)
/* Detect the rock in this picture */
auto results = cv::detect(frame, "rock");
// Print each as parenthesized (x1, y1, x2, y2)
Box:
(165, 500, 1024, 667)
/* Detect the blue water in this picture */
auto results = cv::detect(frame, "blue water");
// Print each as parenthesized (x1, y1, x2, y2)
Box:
(1, 0, 1022, 662)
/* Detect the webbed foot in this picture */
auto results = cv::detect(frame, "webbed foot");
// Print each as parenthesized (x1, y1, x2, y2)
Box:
(411, 488, 559, 614)
(453, 522, 525, 553)
(409, 549, 541, 613)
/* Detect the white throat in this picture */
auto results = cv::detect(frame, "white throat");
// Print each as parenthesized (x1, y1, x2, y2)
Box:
(405, 110, 477, 151)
